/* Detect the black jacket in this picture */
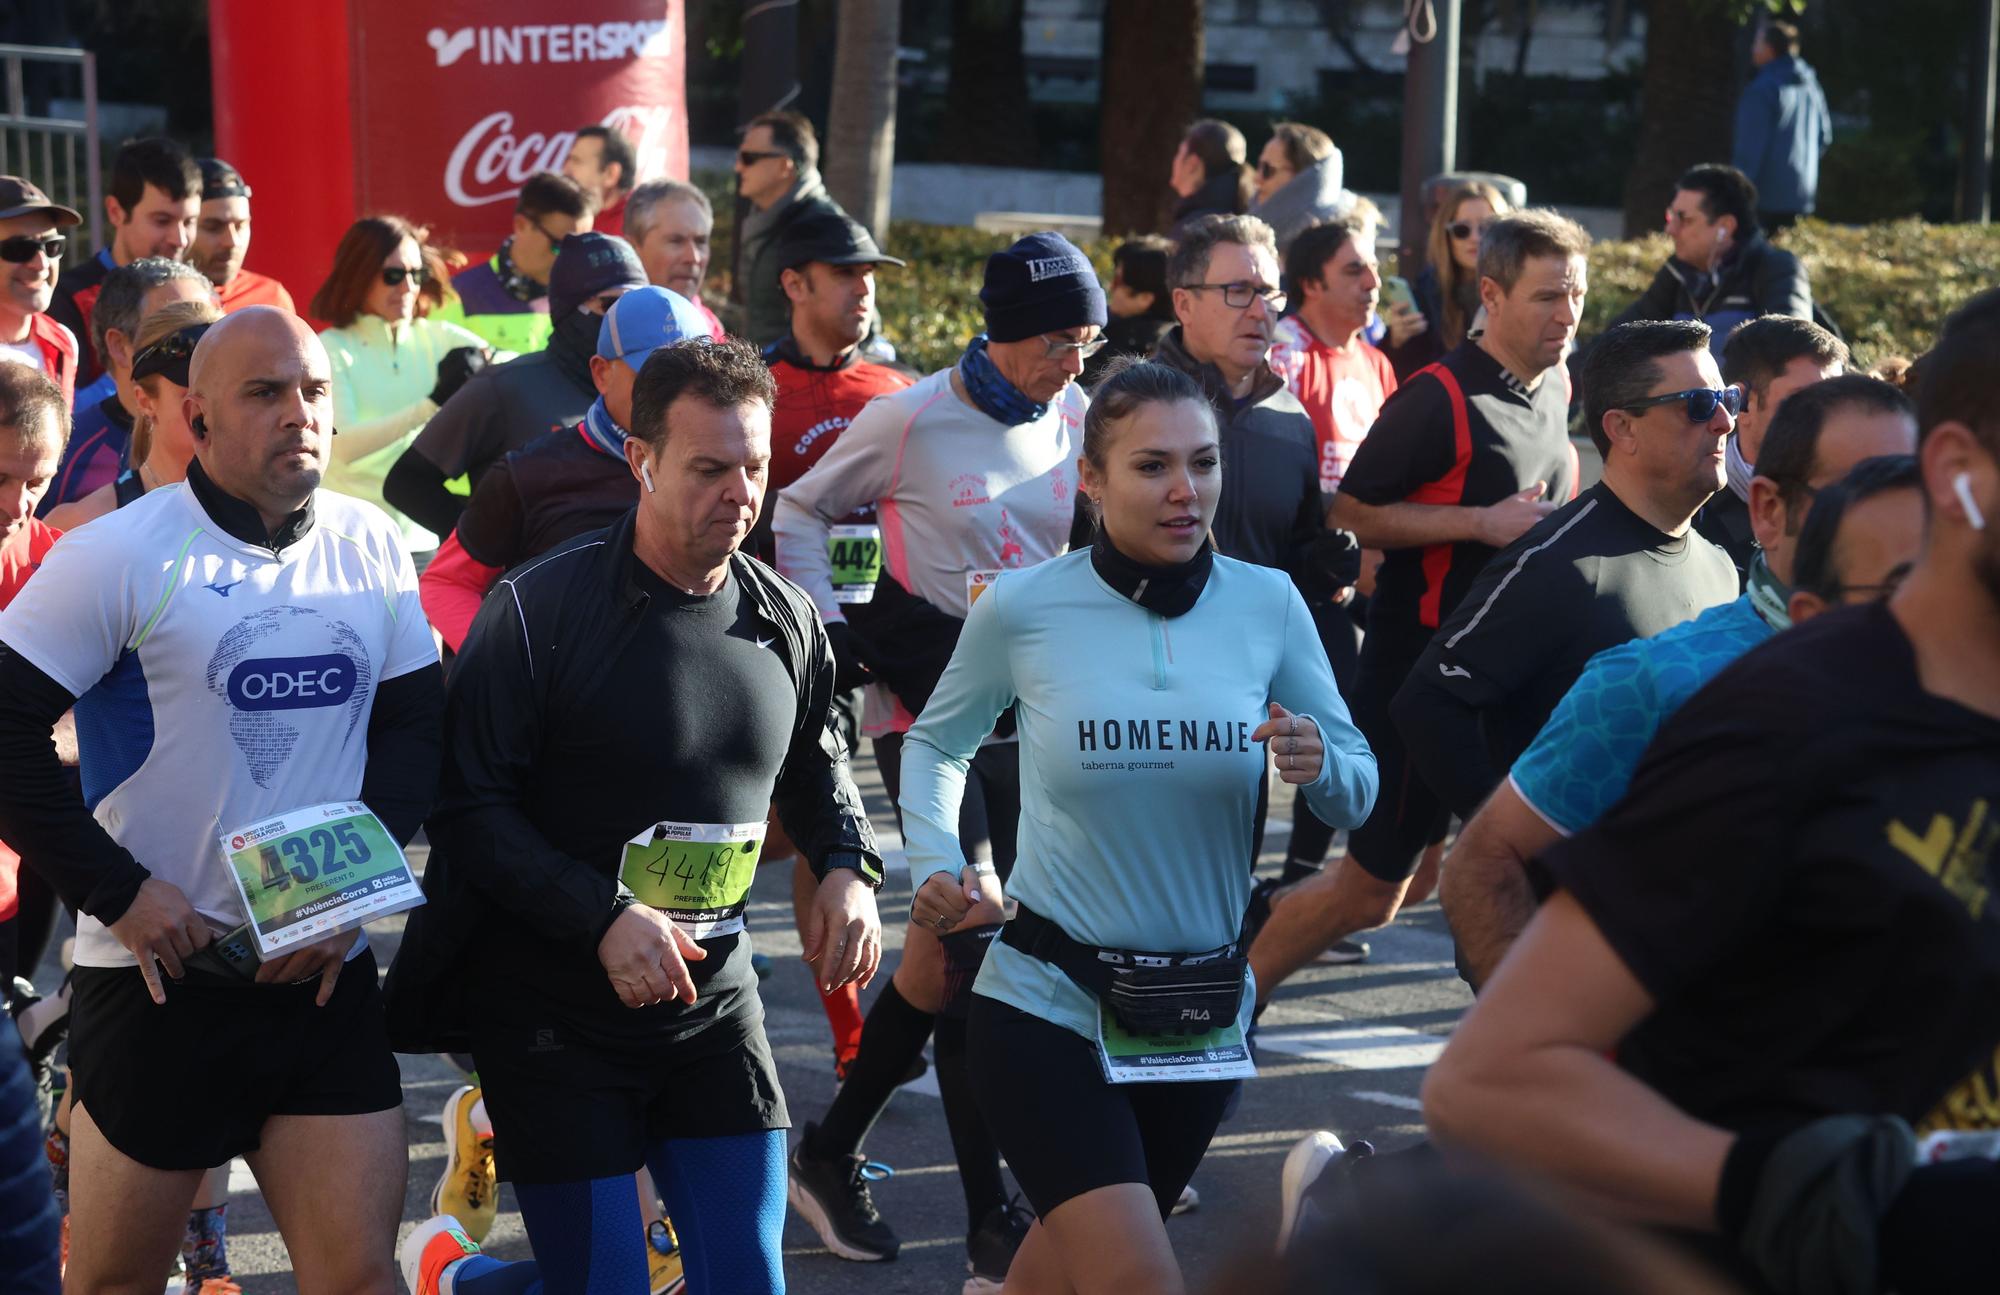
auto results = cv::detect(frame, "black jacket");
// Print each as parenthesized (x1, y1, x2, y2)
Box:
(1609, 230, 1812, 335)
(381, 508, 879, 1052)
(1170, 168, 1251, 234)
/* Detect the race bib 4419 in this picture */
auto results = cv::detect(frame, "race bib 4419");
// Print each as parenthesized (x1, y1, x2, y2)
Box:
(619, 820, 767, 939)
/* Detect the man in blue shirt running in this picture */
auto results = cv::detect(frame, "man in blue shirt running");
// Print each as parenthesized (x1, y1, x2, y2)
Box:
(1440, 373, 1918, 988)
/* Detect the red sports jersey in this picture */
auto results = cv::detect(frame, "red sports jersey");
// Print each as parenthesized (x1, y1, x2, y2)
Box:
(753, 340, 913, 565)
(0, 515, 58, 919)
(1269, 316, 1398, 494)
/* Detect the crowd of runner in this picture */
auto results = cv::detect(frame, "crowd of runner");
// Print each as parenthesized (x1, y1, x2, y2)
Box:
(0, 100, 1992, 1295)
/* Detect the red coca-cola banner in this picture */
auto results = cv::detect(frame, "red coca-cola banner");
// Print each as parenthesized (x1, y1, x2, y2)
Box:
(211, 0, 686, 320)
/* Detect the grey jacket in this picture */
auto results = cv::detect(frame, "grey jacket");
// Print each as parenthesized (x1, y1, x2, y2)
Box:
(1251, 153, 1357, 255)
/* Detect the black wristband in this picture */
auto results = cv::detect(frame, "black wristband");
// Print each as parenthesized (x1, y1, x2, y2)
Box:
(820, 849, 883, 889)
(1717, 1127, 1790, 1241)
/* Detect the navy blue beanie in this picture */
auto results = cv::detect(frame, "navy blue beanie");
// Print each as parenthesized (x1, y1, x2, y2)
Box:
(979, 232, 1108, 343)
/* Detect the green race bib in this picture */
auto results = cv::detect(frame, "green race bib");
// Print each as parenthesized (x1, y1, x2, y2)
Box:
(619, 820, 767, 938)
(218, 802, 424, 958)
(828, 524, 883, 605)
(1095, 999, 1258, 1085)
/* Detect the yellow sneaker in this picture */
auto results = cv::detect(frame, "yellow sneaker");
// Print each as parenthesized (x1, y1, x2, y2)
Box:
(430, 1085, 498, 1243)
(647, 1219, 686, 1295)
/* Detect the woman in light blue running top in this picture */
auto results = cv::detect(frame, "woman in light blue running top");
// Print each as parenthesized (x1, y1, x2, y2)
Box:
(899, 360, 1378, 1294)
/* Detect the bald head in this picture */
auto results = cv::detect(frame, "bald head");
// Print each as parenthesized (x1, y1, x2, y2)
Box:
(184, 305, 335, 532)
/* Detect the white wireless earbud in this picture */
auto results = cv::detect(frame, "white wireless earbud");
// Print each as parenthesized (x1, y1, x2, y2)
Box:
(641, 460, 657, 495)
(1954, 471, 1985, 532)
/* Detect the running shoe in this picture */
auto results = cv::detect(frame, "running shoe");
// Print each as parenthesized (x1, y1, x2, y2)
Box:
(400, 1215, 481, 1295)
(185, 1278, 242, 1295)
(964, 1196, 1033, 1291)
(1315, 938, 1371, 965)
(786, 1122, 900, 1261)
(1171, 1183, 1200, 1215)
(430, 1085, 498, 1243)
(1277, 1130, 1373, 1251)
(647, 1219, 686, 1294)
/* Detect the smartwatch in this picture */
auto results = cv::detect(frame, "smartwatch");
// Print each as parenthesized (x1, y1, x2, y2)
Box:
(821, 849, 884, 890)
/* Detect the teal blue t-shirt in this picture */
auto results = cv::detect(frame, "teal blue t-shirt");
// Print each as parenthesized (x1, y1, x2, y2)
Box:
(898, 550, 1379, 1041)
(1509, 593, 1780, 835)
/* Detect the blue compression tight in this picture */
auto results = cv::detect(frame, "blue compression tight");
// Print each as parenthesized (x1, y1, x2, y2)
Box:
(447, 1129, 788, 1295)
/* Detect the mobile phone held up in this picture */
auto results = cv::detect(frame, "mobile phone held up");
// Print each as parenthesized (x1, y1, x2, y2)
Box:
(1380, 275, 1416, 315)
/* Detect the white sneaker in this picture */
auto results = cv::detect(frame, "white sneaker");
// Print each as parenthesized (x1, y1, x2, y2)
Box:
(1171, 1183, 1199, 1216)
(400, 1215, 480, 1295)
(1277, 1131, 1344, 1251)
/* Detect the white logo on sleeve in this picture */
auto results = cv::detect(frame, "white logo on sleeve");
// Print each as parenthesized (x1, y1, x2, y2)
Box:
(1438, 663, 1471, 679)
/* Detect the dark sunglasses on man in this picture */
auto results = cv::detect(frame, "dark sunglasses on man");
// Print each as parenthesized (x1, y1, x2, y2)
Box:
(382, 266, 429, 287)
(1619, 385, 1745, 423)
(131, 322, 215, 388)
(0, 234, 63, 263)
(737, 149, 785, 168)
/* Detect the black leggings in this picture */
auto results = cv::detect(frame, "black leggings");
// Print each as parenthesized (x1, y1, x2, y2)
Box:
(968, 995, 1237, 1219)
(873, 731, 1020, 880)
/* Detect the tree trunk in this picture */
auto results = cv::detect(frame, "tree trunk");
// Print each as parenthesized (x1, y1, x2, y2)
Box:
(945, 0, 1035, 167)
(1620, 1, 1739, 237)
(1099, 0, 1204, 235)
(825, 0, 900, 239)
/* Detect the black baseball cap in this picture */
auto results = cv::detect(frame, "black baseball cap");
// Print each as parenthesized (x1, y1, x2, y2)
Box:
(198, 158, 252, 202)
(773, 209, 906, 273)
(0, 176, 80, 229)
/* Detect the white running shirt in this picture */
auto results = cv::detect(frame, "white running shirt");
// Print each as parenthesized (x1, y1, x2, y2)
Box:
(0, 483, 436, 967)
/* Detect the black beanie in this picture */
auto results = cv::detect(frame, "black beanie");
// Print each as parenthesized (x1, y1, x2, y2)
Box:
(979, 231, 1109, 343)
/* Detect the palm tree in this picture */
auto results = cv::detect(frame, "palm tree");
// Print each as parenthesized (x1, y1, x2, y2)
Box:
(1100, 0, 1205, 235)
(826, 0, 901, 240)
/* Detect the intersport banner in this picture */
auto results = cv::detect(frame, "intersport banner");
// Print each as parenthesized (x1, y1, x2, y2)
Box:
(209, 0, 686, 317)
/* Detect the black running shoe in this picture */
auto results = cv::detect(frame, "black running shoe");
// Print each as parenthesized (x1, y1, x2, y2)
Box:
(965, 1196, 1033, 1289)
(787, 1123, 900, 1262)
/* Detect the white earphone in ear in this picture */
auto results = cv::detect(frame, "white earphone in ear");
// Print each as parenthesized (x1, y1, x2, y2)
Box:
(1954, 471, 1985, 532)
(641, 460, 657, 495)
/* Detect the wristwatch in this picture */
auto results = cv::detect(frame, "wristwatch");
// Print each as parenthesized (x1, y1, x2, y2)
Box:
(821, 849, 884, 890)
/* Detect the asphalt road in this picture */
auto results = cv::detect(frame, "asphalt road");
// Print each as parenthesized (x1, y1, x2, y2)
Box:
(37, 754, 1471, 1295)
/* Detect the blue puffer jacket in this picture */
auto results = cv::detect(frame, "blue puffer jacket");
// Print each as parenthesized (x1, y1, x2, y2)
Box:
(1732, 55, 1834, 215)
(0, 1026, 59, 1294)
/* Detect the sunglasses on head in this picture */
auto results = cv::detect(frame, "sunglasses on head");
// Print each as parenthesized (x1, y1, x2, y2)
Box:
(1447, 221, 1489, 241)
(0, 234, 63, 263)
(1620, 385, 1744, 423)
(381, 266, 429, 287)
(131, 322, 213, 386)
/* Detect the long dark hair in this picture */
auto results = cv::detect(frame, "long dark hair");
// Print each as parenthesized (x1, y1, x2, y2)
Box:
(309, 215, 460, 328)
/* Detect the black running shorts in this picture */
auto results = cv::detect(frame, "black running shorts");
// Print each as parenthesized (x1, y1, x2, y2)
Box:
(472, 1003, 788, 1185)
(69, 947, 401, 1171)
(967, 995, 1236, 1219)
(874, 732, 1021, 880)
(1343, 635, 1451, 882)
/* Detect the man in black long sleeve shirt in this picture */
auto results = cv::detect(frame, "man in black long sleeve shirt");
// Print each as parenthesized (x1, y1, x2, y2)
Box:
(0, 307, 442, 1295)
(1393, 321, 1740, 818)
(385, 337, 880, 1295)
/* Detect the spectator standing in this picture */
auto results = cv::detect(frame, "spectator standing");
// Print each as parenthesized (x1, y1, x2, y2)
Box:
(1384, 181, 1512, 380)
(435, 172, 595, 355)
(1249, 122, 1357, 256)
(1698, 313, 1847, 575)
(312, 216, 490, 559)
(1610, 164, 1812, 355)
(626, 179, 726, 338)
(1732, 19, 1833, 232)
(383, 232, 645, 546)
(190, 158, 296, 314)
(1083, 236, 1177, 387)
(1168, 119, 1253, 231)
(562, 124, 637, 238)
(735, 111, 847, 348)
(0, 179, 81, 410)
(47, 139, 199, 390)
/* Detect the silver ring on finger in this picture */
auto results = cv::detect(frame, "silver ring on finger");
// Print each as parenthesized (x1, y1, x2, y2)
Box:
(1290, 715, 1298, 736)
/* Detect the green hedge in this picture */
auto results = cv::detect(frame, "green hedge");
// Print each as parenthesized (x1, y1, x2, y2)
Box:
(698, 175, 2000, 376)
(869, 219, 1998, 376)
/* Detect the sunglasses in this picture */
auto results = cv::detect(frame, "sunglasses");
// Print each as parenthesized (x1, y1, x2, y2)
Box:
(737, 149, 785, 167)
(131, 322, 213, 386)
(1447, 221, 1489, 241)
(381, 266, 429, 287)
(0, 234, 63, 263)
(1620, 385, 1744, 423)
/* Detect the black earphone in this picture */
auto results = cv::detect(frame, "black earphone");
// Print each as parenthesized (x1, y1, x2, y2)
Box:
(191, 414, 207, 438)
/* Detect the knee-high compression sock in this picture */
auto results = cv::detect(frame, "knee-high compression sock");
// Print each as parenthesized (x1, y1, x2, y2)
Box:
(647, 1130, 787, 1295)
(808, 981, 933, 1158)
(818, 982, 864, 1067)
(931, 1013, 1007, 1231)
(182, 1203, 229, 1282)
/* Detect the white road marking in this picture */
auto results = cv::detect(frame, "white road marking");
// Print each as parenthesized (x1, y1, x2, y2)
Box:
(1351, 1090, 1426, 1112)
(1256, 1022, 1448, 1071)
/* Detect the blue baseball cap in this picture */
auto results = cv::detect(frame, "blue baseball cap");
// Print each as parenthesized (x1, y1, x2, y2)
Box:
(596, 285, 712, 372)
